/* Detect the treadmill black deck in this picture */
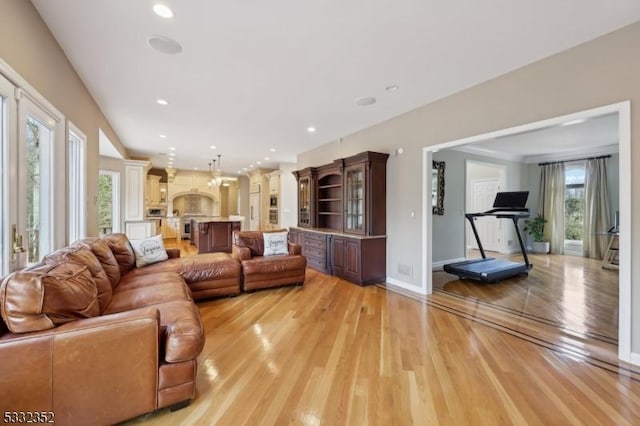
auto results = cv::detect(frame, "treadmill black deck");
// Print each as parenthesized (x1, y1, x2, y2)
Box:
(443, 258, 530, 283)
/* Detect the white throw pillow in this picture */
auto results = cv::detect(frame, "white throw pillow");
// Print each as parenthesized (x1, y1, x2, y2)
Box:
(263, 231, 289, 256)
(130, 234, 169, 267)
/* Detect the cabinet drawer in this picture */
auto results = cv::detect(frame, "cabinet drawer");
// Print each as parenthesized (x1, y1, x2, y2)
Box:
(303, 232, 326, 243)
(303, 237, 327, 250)
(303, 246, 326, 259)
(307, 256, 327, 272)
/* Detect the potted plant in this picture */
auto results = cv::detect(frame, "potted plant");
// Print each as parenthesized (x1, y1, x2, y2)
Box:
(523, 214, 550, 253)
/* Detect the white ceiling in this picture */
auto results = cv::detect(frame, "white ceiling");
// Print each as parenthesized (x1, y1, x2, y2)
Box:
(454, 113, 619, 163)
(32, 0, 640, 175)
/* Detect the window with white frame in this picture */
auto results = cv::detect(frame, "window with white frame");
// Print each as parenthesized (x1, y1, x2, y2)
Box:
(565, 162, 586, 255)
(0, 64, 65, 272)
(98, 170, 120, 235)
(68, 123, 86, 242)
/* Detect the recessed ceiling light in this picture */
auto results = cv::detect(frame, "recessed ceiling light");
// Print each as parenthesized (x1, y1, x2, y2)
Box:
(307, 126, 316, 133)
(147, 36, 182, 55)
(157, 98, 169, 105)
(562, 118, 586, 126)
(264, 156, 270, 161)
(385, 85, 399, 92)
(249, 164, 254, 168)
(194, 167, 198, 170)
(169, 153, 175, 157)
(257, 161, 262, 165)
(153, 4, 174, 19)
(169, 147, 176, 151)
(159, 134, 167, 138)
(270, 148, 276, 152)
(209, 145, 217, 150)
(355, 97, 376, 106)
(237, 170, 242, 174)
(243, 167, 248, 171)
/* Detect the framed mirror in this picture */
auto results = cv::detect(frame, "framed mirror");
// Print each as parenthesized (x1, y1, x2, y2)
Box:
(432, 160, 445, 215)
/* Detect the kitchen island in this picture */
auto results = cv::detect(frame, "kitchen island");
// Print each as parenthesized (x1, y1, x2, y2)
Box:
(190, 217, 242, 253)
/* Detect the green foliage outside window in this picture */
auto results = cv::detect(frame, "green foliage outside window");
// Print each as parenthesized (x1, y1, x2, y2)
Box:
(98, 174, 113, 236)
(565, 191, 584, 241)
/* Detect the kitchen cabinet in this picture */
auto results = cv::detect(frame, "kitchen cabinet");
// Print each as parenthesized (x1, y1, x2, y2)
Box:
(146, 175, 161, 204)
(190, 217, 241, 253)
(125, 221, 157, 240)
(162, 217, 180, 239)
(124, 160, 150, 221)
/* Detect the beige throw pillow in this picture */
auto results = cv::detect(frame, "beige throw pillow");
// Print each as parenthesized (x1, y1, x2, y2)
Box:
(263, 231, 289, 256)
(129, 235, 168, 267)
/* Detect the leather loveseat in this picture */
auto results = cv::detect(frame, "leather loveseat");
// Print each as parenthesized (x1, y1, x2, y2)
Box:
(0, 233, 232, 425)
(232, 230, 306, 291)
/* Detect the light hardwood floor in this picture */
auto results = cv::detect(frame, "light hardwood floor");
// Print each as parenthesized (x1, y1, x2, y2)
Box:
(433, 251, 618, 342)
(125, 240, 640, 425)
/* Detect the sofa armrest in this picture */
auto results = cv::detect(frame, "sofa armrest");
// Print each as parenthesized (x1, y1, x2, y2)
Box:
(289, 242, 302, 255)
(232, 244, 251, 261)
(166, 248, 181, 259)
(0, 308, 160, 423)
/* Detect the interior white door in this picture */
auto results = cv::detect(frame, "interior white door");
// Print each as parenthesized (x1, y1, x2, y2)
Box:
(469, 179, 502, 252)
(249, 192, 260, 231)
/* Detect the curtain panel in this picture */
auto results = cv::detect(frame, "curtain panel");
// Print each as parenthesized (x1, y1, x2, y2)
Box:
(583, 158, 611, 258)
(538, 163, 565, 254)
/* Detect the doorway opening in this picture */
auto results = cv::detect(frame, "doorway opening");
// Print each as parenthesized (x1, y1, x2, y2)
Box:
(422, 101, 632, 363)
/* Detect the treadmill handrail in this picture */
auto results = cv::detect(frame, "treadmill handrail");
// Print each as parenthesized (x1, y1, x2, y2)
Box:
(466, 208, 530, 218)
(464, 208, 531, 268)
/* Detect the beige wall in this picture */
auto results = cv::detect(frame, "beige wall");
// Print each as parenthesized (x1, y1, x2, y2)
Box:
(298, 22, 640, 351)
(0, 0, 127, 237)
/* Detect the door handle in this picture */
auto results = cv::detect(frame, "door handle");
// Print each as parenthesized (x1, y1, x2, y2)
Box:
(12, 225, 24, 254)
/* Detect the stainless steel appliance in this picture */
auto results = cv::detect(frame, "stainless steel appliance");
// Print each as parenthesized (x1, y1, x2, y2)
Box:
(180, 214, 206, 238)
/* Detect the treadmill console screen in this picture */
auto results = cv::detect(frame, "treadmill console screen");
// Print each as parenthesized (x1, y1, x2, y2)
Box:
(493, 191, 529, 209)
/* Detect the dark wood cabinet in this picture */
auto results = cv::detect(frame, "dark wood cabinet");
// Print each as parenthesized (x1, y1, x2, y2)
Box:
(291, 151, 388, 285)
(301, 231, 330, 274)
(330, 235, 386, 285)
(288, 227, 301, 245)
(293, 151, 388, 236)
(293, 168, 317, 228)
(191, 219, 241, 253)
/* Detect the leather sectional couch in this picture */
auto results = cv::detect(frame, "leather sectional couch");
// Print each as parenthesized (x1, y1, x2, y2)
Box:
(0, 231, 304, 425)
(0, 233, 240, 425)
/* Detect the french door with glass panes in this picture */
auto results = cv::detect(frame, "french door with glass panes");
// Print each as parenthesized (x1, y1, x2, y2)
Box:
(0, 71, 65, 275)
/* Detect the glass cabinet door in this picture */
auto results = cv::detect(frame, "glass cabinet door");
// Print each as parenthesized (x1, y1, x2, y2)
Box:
(299, 177, 310, 225)
(344, 166, 364, 233)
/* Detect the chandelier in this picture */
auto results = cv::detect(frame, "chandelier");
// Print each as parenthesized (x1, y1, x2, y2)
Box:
(208, 154, 223, 188)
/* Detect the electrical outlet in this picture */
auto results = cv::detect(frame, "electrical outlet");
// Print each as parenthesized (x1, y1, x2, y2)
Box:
(397, 263, 413, 277)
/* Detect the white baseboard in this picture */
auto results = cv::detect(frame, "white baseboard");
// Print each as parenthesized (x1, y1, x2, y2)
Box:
(386, 277, 427, 295)
(628, 351, 640, 366)
(432, 257, 466, 271)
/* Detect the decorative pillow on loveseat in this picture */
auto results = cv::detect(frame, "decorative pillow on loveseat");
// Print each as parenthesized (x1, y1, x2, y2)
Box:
(263, 231, 289, 256)
(129, 234, 169, 267)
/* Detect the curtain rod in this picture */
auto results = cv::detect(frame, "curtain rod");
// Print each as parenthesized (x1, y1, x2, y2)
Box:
(538, 154, 611, 166)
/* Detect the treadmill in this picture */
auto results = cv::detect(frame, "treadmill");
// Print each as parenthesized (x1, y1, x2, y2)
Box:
(443, 191, 532, 283)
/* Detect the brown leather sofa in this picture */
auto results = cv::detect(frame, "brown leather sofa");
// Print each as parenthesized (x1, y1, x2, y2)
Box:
(0, 233, 239, 425)
(232, 230, 306, 291)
